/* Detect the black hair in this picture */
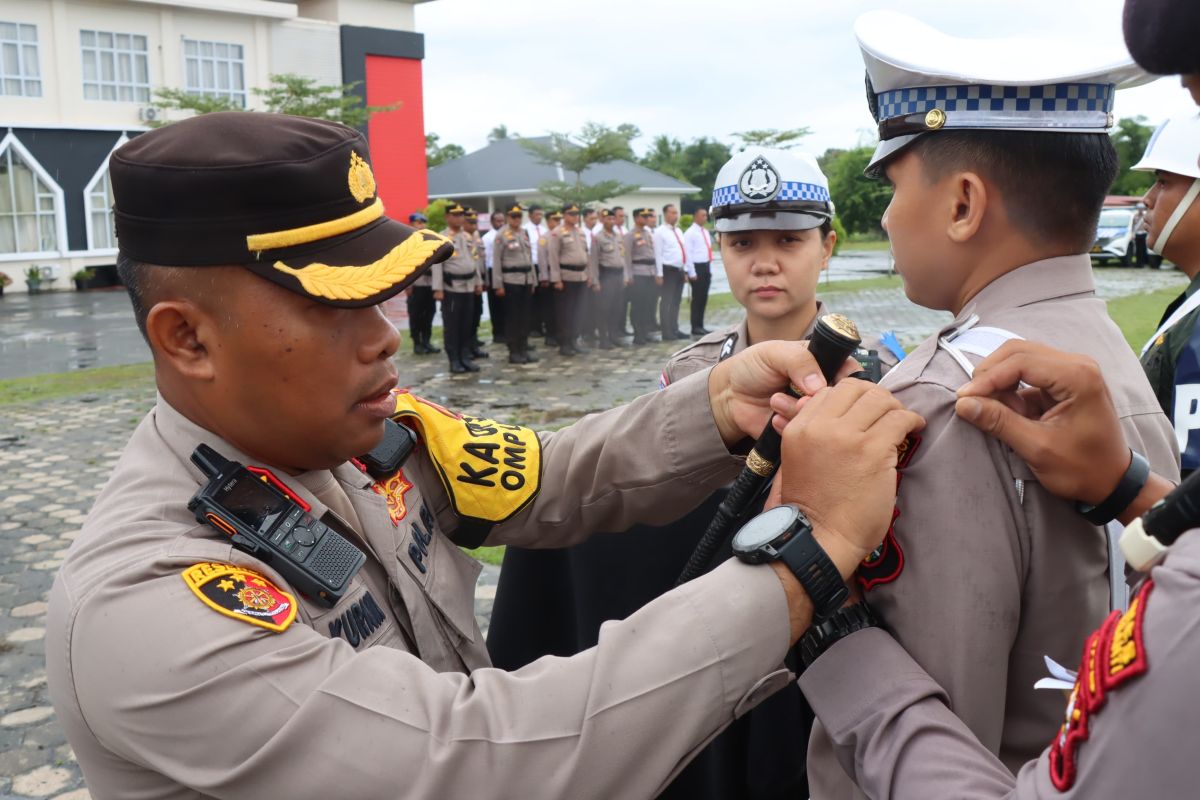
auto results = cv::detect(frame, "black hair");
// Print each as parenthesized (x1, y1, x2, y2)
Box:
(909, 130, 1118, 252)
(529, 204, 543, 212)
(116, 252, 153, 341)
(662, 203, 675, 214)
(490, 211, 504, 223)
(612, 205, 624, 212)
(117, 252, 222, 344)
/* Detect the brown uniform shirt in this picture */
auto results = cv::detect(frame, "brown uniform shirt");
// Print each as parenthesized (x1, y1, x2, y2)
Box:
(491, 225, 535, 288)
(800, 529, 1200, 798)
(548, 225, 593, 284)
(46, 372, 795, 800)
(807, 254, 1180, 799)
(624, 227, 658, 277)
(432, 229, 481, 293)
(590, 227, 630, 281)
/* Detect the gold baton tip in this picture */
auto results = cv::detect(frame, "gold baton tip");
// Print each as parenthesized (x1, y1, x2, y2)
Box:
(745, 449, 774, 477)
(821, 313, 860, 340)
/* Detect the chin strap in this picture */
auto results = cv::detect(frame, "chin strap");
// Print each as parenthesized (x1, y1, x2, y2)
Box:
(1150, 177, 1200, 256)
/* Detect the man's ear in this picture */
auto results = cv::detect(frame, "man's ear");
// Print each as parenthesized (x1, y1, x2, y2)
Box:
(945, 171, 988, 244)
(145, 300, 217, 381)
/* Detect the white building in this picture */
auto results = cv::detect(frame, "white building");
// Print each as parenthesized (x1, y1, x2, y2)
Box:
(0, 0, 433, 293)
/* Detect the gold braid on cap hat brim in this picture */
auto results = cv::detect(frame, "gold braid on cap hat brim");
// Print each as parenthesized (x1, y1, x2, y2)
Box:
(272, 230, 449, 301)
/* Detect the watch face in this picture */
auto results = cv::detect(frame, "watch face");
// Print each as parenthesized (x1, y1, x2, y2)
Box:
(732, 505, 799, 553)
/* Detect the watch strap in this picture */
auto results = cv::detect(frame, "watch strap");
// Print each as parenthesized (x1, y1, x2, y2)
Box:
(778, 523, 850, 623)
(1076, 450, 1150, 526)
(799, 602, 881, 669)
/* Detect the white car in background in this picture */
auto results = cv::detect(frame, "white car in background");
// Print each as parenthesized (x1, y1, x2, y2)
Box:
(1091, 205, 1137, 266)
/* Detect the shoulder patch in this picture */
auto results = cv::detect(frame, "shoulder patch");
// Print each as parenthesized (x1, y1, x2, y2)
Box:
(1049, 580, 1154, 791)
(181, 562, 297, 633)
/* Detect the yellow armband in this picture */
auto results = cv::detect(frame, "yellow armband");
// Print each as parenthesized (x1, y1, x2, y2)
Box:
(391, 391, 542, 525)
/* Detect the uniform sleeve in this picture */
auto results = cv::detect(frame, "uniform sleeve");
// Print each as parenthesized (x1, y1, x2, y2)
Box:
(431, 260, 444, 293)
(802, 531, 1200, 800)
(491, 236, 504, 289)
(547, 232, 562, 283)
(55, 556, 792, 800)
(487, 367, 743, 548)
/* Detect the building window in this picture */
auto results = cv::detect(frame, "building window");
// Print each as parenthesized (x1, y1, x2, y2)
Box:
(183, 38, 246, 107)
(84, 136, 125, 252)
(81, 30, 150, 102)
(0, 21, 41, 97)
(0, 135, 61, 255)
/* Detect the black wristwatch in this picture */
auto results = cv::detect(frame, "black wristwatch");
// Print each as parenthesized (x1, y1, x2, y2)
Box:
(799, 602, 881, 669)
(1076, 449, 1150, 525)
(731, 504, 848, 623)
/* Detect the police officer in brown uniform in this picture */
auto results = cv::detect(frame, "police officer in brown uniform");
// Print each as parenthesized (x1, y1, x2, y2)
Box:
(548, 202, 595, 356)
(464, 210, 487, 352)
(589, 208, 631, 349)
(804, 15, 1181, 800)
(536, 209, 562, 347)
(432, 202, 485, 373)
(625, 208, 663, 344)
(492, 204, 539, 364)
(44, 110, 912, 799)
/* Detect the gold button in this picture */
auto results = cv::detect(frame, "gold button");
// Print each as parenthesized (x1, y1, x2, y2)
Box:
(925, 108, 947, 130)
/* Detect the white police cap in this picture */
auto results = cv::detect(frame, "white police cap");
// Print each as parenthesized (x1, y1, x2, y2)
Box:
(709, 148, 833, 233)
(856, 11, 1151, 176)
(1133, 114, 1200, 180)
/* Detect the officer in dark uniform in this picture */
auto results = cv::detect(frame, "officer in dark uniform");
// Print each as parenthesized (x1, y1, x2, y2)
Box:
(433, 203, 485, 373)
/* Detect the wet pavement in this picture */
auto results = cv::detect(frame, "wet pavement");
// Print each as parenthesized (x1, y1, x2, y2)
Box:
(0, 251, 899, 380)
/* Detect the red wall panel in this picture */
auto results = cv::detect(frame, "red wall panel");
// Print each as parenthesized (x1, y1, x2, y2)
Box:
(365, 55, 427, 220)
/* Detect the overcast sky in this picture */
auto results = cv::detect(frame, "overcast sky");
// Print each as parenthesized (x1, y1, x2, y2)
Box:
(414, 0, 1197, 160)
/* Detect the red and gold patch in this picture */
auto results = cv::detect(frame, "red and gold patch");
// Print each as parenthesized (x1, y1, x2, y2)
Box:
(858, 434, 920, 591)
(1049, 580, 1154, 791)
(181, 562, 298, 633)
(372, 468, 414, 526)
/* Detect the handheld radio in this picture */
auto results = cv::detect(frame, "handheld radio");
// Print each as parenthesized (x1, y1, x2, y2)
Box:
(187, 444, 367, 608)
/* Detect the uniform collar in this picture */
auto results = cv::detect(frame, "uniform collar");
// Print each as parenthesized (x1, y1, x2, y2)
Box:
(959, 254, 1095, 322)
(739, 300, 825, 349)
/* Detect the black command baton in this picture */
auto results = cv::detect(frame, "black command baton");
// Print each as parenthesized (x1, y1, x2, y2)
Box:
(674, 314, 863, 586)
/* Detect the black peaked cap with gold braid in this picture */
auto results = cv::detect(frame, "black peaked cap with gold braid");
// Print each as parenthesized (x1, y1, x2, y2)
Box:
(110, 112, 453, 308)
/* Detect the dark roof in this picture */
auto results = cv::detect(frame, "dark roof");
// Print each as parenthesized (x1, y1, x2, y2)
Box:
(428, 137, 699, 198)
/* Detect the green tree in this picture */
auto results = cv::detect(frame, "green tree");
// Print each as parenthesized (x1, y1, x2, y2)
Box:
(422, 198, 456, 232)
(426, 133, 466, 167)
(520, 123, 641, 207)
(640, 135, 731, 202)
(822, 145, 892, 237)
(1110, 116, 1155, 197)
(150, 73, 397, 128)
(488, 124, 516, 142)
(731, 128, 811, 152)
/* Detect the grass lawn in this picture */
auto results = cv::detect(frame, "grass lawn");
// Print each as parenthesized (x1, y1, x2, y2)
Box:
(0, 362, 154, 406)
(703, 274, 903, 315)
(1107, 286, 1180, 351)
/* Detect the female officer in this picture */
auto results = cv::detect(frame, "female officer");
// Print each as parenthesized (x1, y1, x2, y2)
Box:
(1135, 114, 1200, 476)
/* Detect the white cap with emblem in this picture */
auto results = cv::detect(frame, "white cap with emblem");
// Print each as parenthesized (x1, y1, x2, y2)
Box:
(709, 148, 833, 233)
(856, 10, 1151, 176)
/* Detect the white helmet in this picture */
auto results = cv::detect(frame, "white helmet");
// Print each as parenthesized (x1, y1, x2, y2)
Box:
(1132, 114, 1200, 179)
(1132, 114, 1200, 254)
(709, 148, 834, 233)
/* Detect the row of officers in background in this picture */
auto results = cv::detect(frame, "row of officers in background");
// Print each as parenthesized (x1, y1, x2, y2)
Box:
(404, 202, 715, 369)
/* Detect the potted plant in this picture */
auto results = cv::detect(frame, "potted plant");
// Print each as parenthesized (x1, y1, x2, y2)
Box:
(0, 271, 11, 297)
(24, 265, 43, 294)
(73, 267, 96, 291)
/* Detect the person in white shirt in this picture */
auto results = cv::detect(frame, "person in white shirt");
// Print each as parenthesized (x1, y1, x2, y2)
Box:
(653, 203, 692, 341)
(481, 211, 508, 343)
(683, 208, 715, 336)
